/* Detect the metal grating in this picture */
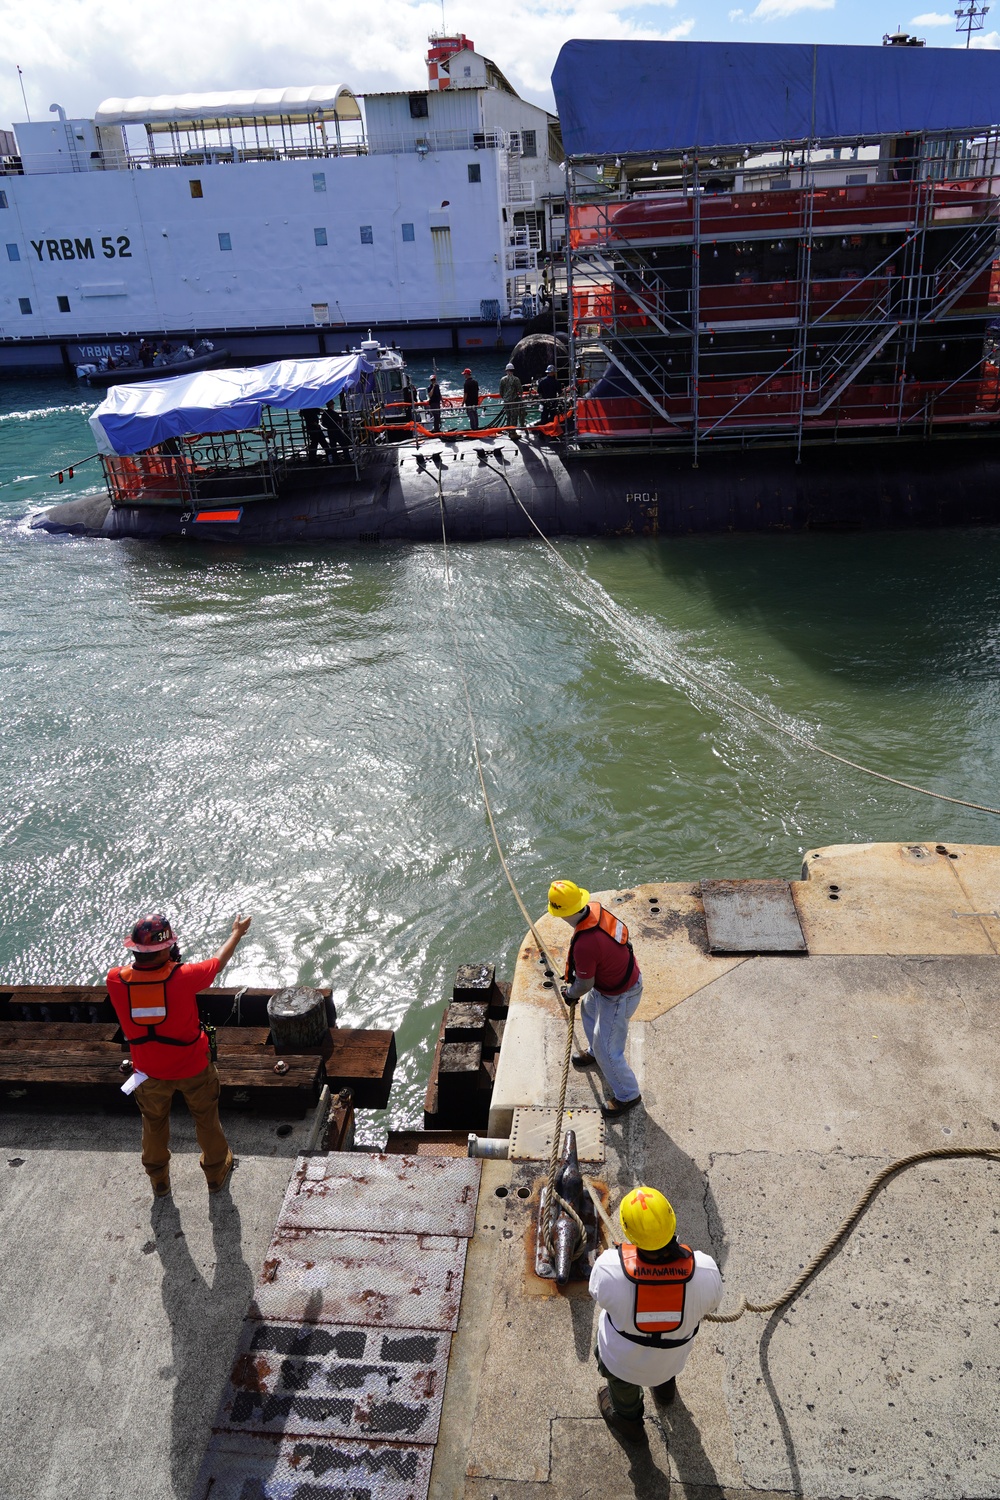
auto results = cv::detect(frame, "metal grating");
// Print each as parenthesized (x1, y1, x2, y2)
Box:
(217, 1318, 451, 1444)
(509, 1106, 605, 1162)
(278, 1153, 480, 1237)
(191, 1429, 433, 1500)
(700, 879, 808, 954)
(199, 1153, 481, 1500)
(251, 1230, 468, 1331)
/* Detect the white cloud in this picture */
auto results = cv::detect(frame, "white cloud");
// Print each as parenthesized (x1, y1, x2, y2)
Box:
(910, 10, 953, 22)
(728, 6, 745, 17)
(748, 0, 834, 17)
(969, 27, 1000, 43)
(0, 0, 694, 125)
(665, 16, 696, 36)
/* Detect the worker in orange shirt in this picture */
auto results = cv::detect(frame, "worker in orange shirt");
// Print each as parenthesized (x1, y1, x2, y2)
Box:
(107, 912, 251, 1198)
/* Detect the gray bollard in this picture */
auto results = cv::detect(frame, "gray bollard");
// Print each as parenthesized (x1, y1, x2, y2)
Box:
(268, 986, 329, 1054)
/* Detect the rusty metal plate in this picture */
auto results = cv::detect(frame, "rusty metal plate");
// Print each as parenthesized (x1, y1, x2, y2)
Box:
(191, 1429, 433, 1500)
(251, 1230, 468, 1330)
(217, 1318, 450, 1445)
(700, 879, 808, 954)
(509, 1106, 605, 1163)
(278, 1152, 481, 1237)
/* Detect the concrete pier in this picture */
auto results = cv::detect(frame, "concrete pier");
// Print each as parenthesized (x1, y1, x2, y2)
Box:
(2, 840, 999, 1499)
(443, 842, 1000, 1500)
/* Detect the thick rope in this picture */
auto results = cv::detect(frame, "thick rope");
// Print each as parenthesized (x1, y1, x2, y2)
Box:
(481, 458, 1000, 819)
(589, 1147, 1000, 1323)
(429, 468, 578, 1252)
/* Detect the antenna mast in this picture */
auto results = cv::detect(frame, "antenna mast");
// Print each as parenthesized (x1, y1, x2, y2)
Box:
(955, 1, 990, 46)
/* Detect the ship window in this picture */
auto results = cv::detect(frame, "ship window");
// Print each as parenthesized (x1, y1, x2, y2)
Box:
(0, 191, 8, 209)
(551, 200, 565, 217)
(468, 163, 481, 183)
(218, 232, 232, 251)
(18, 297, 31, 314)
(769, 177, 791, 191)
(314, 227, 328, 246)
(313, 172, 326, 192)
(57, 295, 70, 312)
(401, 222, 415, 241)
(846, 172, 869, 186)
(360, 224, 373, 244)
(522, 130, 537, 158)
(189, 179, 203, 198)
(5, 242, 19, 261)
(409, 94, 429, 119)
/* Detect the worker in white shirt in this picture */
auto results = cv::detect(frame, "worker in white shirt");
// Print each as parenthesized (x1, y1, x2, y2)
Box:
(589, 1185, 723, 1442)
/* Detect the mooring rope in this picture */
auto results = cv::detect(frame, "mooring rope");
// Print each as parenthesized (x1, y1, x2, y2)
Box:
(586, 1147, 1000, 1322)
(428, 467, 578, 1253)
(480, 457, 1000, 819)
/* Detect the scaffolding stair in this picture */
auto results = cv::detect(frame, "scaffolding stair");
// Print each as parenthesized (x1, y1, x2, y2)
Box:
(594, 339, 689, 431)
(582, 251, 692, 340)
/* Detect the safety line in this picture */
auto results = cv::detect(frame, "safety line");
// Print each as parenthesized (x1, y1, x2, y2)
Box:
(426, 466, 578, 1249)
(481, 457, 1000, 820)
(592, 1148, 1000, 1322)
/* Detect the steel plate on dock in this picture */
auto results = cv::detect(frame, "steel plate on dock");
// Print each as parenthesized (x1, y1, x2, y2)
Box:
(191, 1429, 433, 1500)
(251, 1230, 468, 1330)
(278, 1153, 481, 1237)
(509, 1106, 605, 1162)
(218, 1317, 450, 1444)
(700, 879, 807, 954)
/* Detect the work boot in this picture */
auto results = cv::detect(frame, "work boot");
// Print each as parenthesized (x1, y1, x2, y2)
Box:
(653, 1376, 676, 1405)
(207, 1150, 234, 1194)
(597, 1386, 646, 1444)
(150, 1174, 171, 1199)
(571, 1050, 598, 1071)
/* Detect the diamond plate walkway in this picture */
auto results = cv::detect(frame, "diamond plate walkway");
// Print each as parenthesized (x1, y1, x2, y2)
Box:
(192, 1152, 481, 1500)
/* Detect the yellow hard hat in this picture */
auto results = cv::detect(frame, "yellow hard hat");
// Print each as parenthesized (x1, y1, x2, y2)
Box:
(619, 1186, 677, 1252)
(548, 879, 590, 919)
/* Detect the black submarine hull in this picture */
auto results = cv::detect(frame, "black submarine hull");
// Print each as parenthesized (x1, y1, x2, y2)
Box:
(31, 433, 1000, 544)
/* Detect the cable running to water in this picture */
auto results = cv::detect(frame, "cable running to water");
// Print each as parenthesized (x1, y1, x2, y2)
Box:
(427, 468, 578, 1251)
(481, 459, 1000, 819)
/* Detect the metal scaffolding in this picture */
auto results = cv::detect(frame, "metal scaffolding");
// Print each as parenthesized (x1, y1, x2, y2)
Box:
(564, 129, 1000, 457)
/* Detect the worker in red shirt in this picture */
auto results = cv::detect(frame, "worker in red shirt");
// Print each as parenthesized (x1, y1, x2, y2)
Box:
(107, 912, 251, 1198)
(548, 879, 643, 1120)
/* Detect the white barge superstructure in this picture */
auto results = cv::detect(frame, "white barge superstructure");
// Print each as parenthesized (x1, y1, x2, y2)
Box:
(0, 35, 564, 373)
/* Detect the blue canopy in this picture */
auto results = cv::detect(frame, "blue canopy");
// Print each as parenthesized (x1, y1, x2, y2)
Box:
(552, 40, 1000, 157)
(89, 353, 373, 456)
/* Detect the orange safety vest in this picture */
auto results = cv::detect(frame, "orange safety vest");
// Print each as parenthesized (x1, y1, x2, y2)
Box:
(119, 963, 202, 1051)
(614, 1243, 697, 1345)
(564, 902, 637, 991)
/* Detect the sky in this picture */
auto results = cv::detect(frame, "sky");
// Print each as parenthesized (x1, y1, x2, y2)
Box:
(1, 0, 996, 129)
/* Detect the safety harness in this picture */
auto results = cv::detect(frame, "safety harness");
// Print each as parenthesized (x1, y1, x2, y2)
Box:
(608, 1243, 699, 1348)
(564, 902, 638, 993)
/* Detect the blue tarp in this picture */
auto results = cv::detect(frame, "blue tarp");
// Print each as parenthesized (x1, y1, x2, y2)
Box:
(552, 40, 1000, 157)
(89, 353, 373, 455)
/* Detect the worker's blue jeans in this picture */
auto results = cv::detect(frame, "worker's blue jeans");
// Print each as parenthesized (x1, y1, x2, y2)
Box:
(581, 977, 643, 1102)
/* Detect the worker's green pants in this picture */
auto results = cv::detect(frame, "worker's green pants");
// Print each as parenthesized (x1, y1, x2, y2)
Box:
(595, 1348, 644, 1420)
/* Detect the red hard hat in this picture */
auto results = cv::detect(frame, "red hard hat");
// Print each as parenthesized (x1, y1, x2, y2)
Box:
(124, 913, 176, 952)
(463, 367, 472, 375)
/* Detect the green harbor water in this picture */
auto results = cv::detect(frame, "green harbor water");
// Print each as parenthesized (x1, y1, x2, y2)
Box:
(4, 353, 1000, 1130)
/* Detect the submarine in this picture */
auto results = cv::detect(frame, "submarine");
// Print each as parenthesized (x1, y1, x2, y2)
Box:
(30, 344, 1000, 546)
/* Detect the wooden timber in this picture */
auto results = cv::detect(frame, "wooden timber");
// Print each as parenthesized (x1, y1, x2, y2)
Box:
(0, 988, 396, 1114)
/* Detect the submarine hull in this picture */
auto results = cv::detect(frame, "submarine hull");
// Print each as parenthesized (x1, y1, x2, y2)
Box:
(32, 433, 1000, 544)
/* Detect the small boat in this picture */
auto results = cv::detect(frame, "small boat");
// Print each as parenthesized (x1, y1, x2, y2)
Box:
(78, 344, 230, 387)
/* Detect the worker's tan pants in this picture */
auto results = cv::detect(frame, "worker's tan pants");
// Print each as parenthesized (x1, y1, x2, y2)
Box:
(135, 1063, 230, 1187)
